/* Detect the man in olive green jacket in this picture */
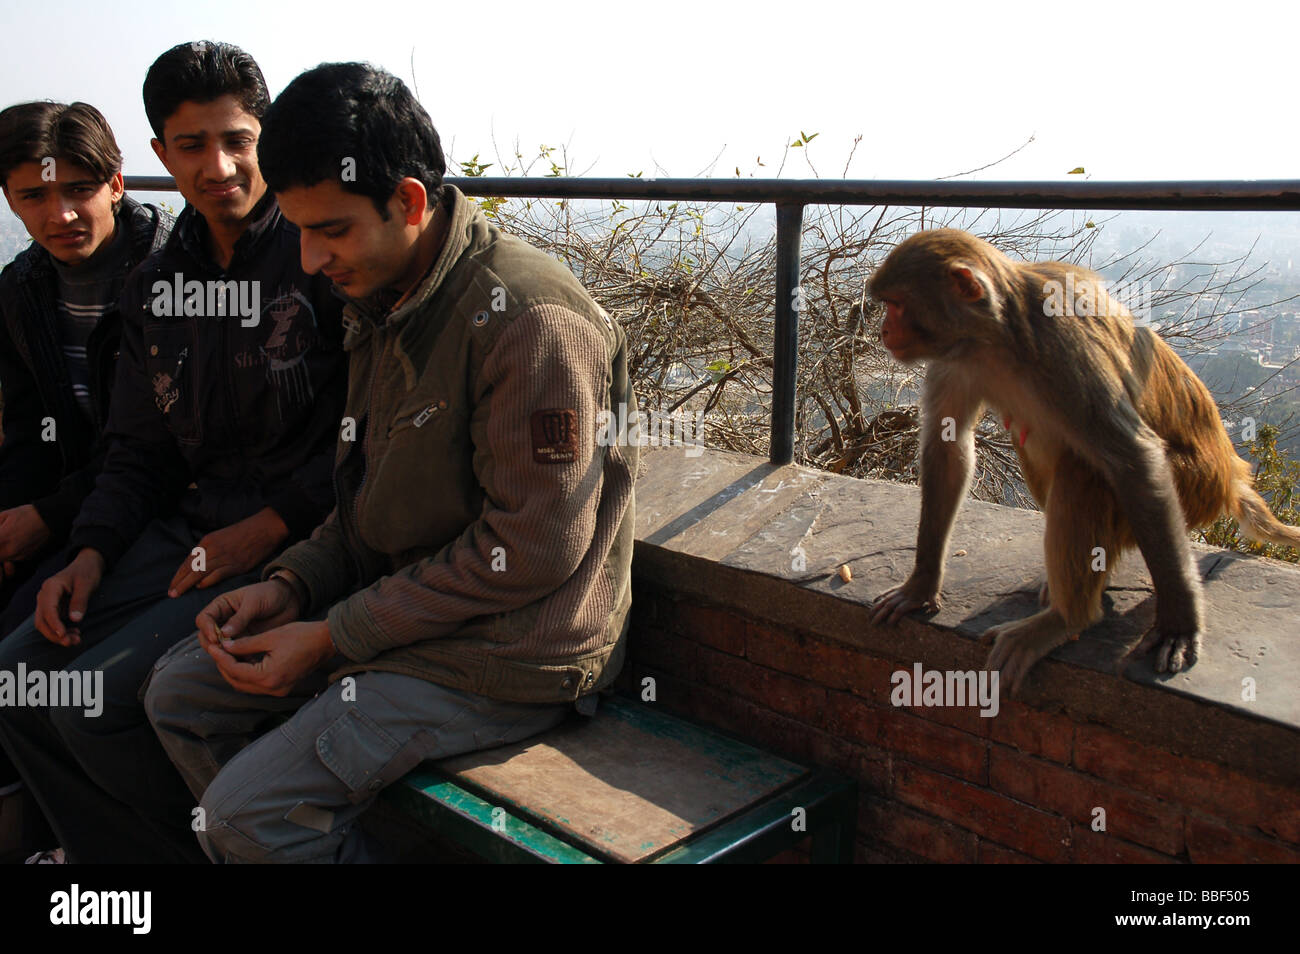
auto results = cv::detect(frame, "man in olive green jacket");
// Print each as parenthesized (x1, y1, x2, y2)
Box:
(144, 63, 638, 862)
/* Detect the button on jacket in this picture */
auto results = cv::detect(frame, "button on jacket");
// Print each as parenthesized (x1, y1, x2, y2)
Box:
(267, 186, 639, 704)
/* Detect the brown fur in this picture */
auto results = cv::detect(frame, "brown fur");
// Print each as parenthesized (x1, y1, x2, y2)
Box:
(867, 228, 1299, 694)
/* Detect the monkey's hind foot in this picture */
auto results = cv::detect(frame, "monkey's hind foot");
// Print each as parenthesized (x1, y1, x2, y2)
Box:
(1127, 624, 1200, 675)
(983, 610, 1076, 697)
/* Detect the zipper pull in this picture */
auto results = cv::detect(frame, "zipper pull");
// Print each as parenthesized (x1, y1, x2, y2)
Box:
(412, 402, 438, 427)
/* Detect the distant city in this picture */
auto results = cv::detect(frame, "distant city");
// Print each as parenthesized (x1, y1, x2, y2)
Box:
(6, 198, 1299, 454)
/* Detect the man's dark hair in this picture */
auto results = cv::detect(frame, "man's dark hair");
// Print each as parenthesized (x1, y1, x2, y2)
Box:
(0, 101, 123, 192)
(258, 62, 446, 219)
(142, 41, 270, 140)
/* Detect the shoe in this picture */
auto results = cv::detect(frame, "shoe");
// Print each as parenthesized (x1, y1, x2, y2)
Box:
(24, 847, 65, 864)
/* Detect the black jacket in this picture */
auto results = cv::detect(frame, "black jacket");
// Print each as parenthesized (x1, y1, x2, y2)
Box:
(68, 194, 348, 570)
(0, 196, 173, 541)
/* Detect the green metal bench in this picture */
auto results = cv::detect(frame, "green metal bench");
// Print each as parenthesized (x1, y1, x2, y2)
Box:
(378, 694, 857, 864)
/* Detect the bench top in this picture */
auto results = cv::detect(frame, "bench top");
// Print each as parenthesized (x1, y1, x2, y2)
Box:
(416, 695, 809, 863)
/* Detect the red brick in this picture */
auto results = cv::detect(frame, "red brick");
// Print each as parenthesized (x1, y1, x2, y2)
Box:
(825, 690, 885, 747)
(883, 710, 989, 784)
(1070, 826, 1179, 864)
(990, 748, 1184, 855)
(745, 623, 897, 702)
(626, 627, 698, 680)
(893, 761, 1071, 862)
(674, 602, 746, 656)
(1074, 725, 1300, 841)
(977, 840, 1040, 863)
(1185, 816, 1300, 864)
(859, 796, 978, 863)
(882, 661, 996, 736)
(988, 699, 1074, 763)
(693, 645, 828, 725)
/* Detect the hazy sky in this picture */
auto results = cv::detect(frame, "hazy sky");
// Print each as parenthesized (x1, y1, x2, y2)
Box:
(2, 0, 1296, 184)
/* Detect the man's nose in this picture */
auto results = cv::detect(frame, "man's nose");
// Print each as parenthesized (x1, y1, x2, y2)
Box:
(299, 231, 329, 275)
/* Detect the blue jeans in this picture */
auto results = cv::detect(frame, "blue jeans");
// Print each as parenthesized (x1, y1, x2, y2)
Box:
(0, 513, 261, 863)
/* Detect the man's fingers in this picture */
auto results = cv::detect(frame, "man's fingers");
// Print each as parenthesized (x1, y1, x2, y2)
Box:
(67, 575, 94, 624)
(168, 565, 203, 597)
(204, 639, 264, 693)
(219, 630, 271, 656)
(195, 563, 236, 590)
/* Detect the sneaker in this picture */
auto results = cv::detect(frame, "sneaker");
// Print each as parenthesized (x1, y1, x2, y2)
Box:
(24, 847, 65, 864)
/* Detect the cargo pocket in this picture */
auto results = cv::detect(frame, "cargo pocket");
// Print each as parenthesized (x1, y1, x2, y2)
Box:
(315, 707, 425, 805)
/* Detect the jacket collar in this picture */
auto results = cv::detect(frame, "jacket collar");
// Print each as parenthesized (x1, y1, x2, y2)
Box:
(173, 189, 279, 273)
(342, 185, 480, 341)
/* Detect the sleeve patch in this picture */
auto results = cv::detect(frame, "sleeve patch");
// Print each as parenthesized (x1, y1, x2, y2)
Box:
(531, 408, 578, 464)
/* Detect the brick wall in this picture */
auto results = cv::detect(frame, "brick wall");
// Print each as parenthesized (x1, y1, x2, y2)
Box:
(615, 579, 1300, 864)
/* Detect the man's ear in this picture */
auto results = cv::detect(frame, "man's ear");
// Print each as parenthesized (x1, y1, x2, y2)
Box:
(149, 138, 170, 172)
(394, 177, 429, 226)
(107, 171, 125, 205)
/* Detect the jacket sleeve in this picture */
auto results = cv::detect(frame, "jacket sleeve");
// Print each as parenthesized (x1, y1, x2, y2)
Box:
(260, 273, 346, 541)
(30, 443, 105, 541)
(66, 273, 189, 570)
(323, 303, 611, 662)
(0, 291, 64, 511)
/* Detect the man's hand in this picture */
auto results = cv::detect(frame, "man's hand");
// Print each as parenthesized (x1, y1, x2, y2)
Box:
(204, 619, 335, 696)
(168, 507, 290, 598)
(195, 578, 302, 651)
(34, 548, 105, 647)
(0, 505, 51, 582)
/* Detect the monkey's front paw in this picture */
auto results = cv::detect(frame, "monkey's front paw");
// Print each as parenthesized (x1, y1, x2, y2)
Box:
(1132, 625, 1201, 674)
(869, 584, 940, 626)
(983, 620, 1068, 697)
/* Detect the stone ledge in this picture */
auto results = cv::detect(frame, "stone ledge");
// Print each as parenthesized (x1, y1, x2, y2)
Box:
(633, 446, 1300, 789)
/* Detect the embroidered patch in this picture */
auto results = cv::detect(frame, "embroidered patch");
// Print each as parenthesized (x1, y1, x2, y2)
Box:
(152, 372, 179, 414)
(531, 408, 578, 464)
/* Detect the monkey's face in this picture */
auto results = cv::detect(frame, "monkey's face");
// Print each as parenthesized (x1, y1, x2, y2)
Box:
(877, 295, 932, 365)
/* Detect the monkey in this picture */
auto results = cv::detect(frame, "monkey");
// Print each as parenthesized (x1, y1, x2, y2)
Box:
(865, 228, 1300, 695)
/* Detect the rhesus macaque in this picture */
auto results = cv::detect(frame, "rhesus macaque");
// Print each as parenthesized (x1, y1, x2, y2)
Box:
(867, 229, 1300, 694)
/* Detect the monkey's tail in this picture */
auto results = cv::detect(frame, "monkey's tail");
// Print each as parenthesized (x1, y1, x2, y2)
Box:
(1232, 480, 1300, 549)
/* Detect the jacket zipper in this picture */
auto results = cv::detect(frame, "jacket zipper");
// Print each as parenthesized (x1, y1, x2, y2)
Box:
(388, 401, 440, 437)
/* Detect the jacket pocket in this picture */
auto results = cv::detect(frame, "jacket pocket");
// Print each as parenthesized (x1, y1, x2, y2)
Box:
(387, 398, 446, 438)
(143, 321, 202, 445)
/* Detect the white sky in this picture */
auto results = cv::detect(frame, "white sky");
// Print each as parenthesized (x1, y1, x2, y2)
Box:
(2, 0, 1296, 183)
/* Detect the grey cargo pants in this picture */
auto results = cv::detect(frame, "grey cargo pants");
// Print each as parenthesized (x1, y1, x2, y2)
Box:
(143, 634, 569, 863)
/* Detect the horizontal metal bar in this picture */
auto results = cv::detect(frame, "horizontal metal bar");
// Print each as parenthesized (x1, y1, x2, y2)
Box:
(123, 175, 1300, 211)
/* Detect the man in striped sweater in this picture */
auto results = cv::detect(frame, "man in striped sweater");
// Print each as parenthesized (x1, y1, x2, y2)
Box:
(144, 63, 639, 863)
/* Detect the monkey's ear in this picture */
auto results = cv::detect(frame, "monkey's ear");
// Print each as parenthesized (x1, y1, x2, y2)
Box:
(949, 265, 986, 302)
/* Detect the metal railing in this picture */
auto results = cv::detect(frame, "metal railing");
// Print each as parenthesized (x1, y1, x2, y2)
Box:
(125, 175, 1300, 466)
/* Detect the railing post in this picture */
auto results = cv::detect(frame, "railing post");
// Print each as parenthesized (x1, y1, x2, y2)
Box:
(771, 201, 805, 466)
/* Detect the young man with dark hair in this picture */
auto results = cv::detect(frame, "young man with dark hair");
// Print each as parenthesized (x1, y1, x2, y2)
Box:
(0, 100, 172, 861)
(0, 42, 347, 863)
(145, 62, 639, 863)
